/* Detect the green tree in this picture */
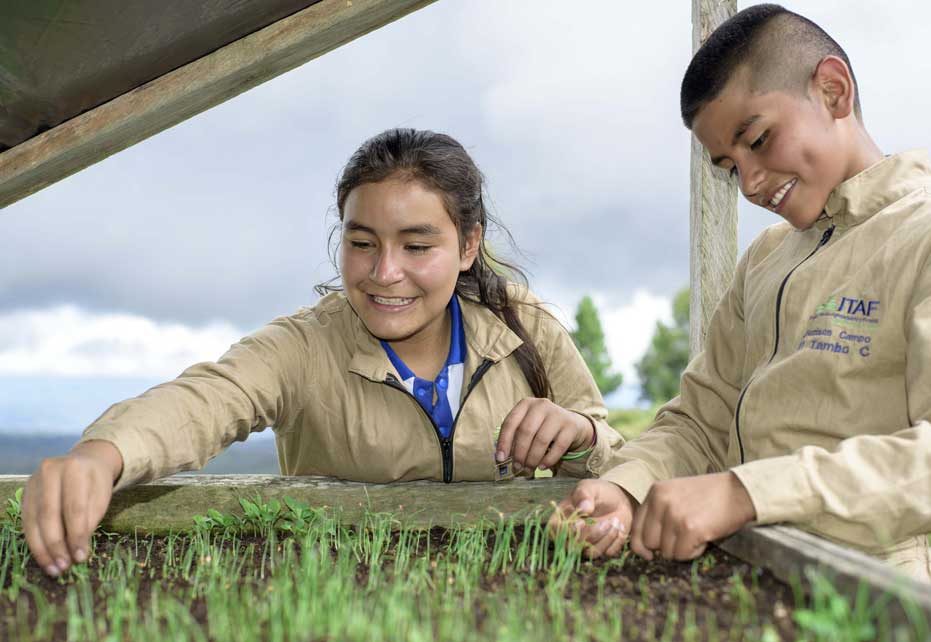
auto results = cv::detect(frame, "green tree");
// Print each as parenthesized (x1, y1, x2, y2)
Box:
(636, 288, 690, 404)
(570, 296, 623, 396)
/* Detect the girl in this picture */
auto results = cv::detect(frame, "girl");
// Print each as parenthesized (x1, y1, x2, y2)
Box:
(22, 129, 622, 578)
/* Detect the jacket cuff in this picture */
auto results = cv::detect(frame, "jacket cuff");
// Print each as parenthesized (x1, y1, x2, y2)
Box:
(559, 412, 623, 477)
(79, 424, 153, 492)
(599, 460, 657, 504)
(731, 455, 821, 524)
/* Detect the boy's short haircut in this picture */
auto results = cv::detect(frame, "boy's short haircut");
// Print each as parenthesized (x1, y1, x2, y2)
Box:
(680, 3, 861, 129)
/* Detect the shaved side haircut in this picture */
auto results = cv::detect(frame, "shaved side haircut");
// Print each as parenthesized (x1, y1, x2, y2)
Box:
(680, 4, 861, 129)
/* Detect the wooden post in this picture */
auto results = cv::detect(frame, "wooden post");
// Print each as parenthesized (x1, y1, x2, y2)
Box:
(689, 0, 738, 357)
(0, 0, 435, 210)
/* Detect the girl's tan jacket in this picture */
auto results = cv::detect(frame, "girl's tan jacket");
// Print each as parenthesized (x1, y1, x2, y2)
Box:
(80, 288, 622, 491)
(602, 151, 931, 575)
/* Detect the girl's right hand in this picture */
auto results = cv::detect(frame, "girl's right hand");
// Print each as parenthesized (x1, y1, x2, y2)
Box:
(22, 440, 123, 576)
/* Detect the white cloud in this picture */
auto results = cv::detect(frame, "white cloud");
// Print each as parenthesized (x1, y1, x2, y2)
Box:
(0, 306, 243, 378)
(538, 283, 672, 387)
(597, 290, 672, 384)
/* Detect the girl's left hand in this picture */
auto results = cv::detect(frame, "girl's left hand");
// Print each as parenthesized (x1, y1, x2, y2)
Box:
(495, 398, 594, 472)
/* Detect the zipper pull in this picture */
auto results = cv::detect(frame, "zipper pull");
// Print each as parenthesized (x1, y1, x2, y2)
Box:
(820, 225, 835, 246)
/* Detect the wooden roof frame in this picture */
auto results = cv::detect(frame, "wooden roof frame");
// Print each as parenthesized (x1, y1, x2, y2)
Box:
(0, 0, 434, 210)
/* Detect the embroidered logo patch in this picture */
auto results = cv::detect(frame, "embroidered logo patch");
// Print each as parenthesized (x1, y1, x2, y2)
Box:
(801, 294, 880, 357)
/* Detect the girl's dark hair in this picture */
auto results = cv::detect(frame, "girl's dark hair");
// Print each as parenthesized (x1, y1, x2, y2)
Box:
(316, 128, 552, 399)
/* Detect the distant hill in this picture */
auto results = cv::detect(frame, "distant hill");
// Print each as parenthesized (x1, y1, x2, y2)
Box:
(0, 433, 280, 476)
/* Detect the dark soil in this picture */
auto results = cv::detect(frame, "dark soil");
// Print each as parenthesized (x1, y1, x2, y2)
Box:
(2, 528, 798, 642)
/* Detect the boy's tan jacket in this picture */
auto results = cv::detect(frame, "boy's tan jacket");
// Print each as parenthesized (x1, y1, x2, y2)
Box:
(81, 288, 622, 491)
(603, 151, 931, 563)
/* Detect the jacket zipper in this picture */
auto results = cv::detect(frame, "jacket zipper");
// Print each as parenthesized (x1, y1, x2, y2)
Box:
(383, 359, 494, 483)
(733, 225, 835, 463)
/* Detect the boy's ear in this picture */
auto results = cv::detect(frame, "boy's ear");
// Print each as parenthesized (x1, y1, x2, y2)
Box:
(459, 223, 482, 271)
(812, 55, 856, 120)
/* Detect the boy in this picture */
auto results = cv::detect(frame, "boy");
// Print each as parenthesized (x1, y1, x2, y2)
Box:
(551, 4, 931, 581)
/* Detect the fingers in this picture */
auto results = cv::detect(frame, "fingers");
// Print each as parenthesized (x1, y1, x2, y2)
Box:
(524, 415, 568, 470)
(584, 517, 627, 559)
(510, 402, 548, 470)
(546, 480, 602, 542)
(22, 478, 56, 576)
(33, 460, 70, 576)
(500, 399, 583, 472)
(660, 509, 678, 561)
(537, 416, 576, 470)
(496, 399, 530, 464)
(628, 496, 653, 560)
(22, 454, 112, 577)
(62, 466, 92, 564)
(569, 480, 599, 516)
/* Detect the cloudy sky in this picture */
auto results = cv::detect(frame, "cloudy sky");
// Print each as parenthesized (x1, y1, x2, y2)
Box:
(2, 0, 930, 433)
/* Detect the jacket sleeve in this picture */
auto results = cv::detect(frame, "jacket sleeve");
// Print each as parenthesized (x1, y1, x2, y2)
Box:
(730, 261, 931, 548)
(517, 299, 624, 479)
(599, 250, 750, 502)
(79, 315, 314, 491)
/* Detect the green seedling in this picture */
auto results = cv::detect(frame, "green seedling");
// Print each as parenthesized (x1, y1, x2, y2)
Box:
(4, 487, 23, 529)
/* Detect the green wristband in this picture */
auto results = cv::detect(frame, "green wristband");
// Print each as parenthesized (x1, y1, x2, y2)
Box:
(560, 445, 594, 461)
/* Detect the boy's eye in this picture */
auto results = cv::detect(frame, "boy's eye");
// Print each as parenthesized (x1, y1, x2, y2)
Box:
(750, 131, 769, 151)
(406, 245, 431, 254)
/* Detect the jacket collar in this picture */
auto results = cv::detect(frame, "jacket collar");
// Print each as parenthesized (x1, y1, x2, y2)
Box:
(346, 293, 523, 383)
(818, 149, 931, 230)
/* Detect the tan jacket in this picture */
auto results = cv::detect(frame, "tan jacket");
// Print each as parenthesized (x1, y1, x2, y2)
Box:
(602, 151, 931, 574)
(81, 288, 622, 491)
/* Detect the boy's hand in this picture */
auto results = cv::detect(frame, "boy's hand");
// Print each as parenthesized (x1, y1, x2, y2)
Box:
(21, 440, 123, 577)
(496, 398, 594, 472)
(629, 471, 756, 561)
(546, 479, 636, 559)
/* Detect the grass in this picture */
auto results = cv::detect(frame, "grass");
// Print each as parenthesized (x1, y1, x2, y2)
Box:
(606, 406, 659, 441)
(0, 488, 926, 641)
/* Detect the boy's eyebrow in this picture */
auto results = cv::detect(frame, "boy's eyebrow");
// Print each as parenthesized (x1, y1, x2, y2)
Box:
(732, 115, 761, 146)
(343, 221, 442, 235)
(710, 114, 763, 167)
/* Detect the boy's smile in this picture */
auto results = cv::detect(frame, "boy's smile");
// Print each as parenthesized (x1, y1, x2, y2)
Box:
(691, 64, 861, 230)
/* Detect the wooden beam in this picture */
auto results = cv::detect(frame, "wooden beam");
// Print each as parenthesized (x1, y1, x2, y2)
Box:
(0, 475, 577, 533)
(688, 0, 738, 356)
(720, 525, 931, 632)
(0, 0, 436, 210)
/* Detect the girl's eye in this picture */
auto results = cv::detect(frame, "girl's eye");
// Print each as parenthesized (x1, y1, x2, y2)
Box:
(750, 131, 769, 151)
(406, 245, 431, 254)
(349, 240, 373, 249)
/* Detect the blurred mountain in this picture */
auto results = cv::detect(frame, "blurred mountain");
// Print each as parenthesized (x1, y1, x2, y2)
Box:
(0, 433, 279, 475)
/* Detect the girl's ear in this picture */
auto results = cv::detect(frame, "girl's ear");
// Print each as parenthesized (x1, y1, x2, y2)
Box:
(813, 55, 855, 120)
(459, 223, 482, 271)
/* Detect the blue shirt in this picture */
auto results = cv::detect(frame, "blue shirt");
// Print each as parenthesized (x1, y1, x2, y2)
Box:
(381, 296, 466, 439)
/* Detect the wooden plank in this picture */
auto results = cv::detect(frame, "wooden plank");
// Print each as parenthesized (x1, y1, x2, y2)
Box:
(0, 0, 436, 209)
(0, 475, 578, 533)
(720, 525, 931, 631)
(688, 0, 738, 356)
